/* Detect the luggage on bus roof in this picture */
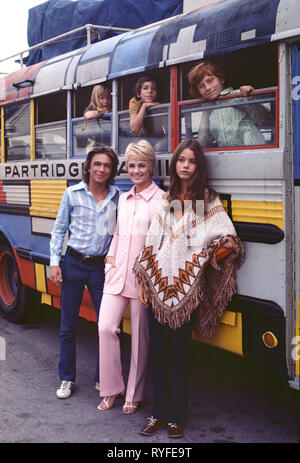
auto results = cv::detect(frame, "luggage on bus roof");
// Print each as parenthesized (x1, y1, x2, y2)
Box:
(26, 0, 183, 66)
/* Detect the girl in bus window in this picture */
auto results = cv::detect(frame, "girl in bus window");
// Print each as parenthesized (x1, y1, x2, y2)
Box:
(134, 138, 243, 438)
(188, 61, 266, 147)
(84, 84, 112, 120)
(129, 75, 161, 134)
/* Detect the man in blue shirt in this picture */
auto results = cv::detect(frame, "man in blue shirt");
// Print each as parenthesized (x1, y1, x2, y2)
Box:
(50, 147, 119, 399)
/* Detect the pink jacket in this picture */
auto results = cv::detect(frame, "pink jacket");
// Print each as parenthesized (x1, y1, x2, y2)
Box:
(103, 181, 164, 298)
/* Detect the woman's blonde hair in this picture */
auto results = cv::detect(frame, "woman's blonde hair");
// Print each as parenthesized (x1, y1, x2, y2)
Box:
(125, 140, 156, 173)
(89, 84, 112, 113)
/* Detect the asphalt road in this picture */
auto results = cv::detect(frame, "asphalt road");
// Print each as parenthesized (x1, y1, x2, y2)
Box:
(0, 297, 299, 447)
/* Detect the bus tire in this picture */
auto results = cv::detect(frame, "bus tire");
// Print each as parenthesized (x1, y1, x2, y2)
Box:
(0, 242, 28, 323)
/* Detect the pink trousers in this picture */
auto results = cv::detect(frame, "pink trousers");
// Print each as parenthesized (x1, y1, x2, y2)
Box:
(98, 293, 149, 402)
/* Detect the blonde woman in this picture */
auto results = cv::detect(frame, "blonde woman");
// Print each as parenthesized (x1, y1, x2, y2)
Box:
(84, 84, 112, 120)
(97, 140, 164, 414)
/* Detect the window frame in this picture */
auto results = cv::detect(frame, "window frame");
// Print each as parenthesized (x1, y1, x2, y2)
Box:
(34, 120, 68, 160)
(117, 103, 171, 155)
(70, 113, 113, 158)
(4, 100, 32, 162)
(178, 87, 279, 151)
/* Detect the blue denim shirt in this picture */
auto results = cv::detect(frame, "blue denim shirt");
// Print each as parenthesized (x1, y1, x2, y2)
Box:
(50, 181, 119, 266)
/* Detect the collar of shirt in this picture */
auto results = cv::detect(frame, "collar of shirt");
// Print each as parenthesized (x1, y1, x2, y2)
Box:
(219, 87, 234, 96)
(125, 181, 159, 202)
(73, 180, 119, 204)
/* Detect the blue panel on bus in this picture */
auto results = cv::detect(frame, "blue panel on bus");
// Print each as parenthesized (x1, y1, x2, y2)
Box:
(110, 28, 160, 76)
(148, 0, 281, 64)
(292, 44, 300, 181)
(0, 214, 50, 257)
(80, 35, 124, 64)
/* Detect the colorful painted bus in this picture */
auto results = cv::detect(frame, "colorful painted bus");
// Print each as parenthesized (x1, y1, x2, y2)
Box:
(0, 0, 299, 390)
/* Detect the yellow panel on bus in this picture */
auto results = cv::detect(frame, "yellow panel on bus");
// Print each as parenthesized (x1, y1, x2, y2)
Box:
(30, 179, 67, 218)
(231, 200, 284, 230)
(123, 307, 243, 357)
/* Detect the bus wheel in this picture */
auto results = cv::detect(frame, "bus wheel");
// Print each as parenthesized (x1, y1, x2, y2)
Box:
(0, 243, 27, 323)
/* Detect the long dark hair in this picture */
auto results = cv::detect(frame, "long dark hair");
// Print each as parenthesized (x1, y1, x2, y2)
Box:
(83, 146, 119, 186)
(168, 138, 217, 212)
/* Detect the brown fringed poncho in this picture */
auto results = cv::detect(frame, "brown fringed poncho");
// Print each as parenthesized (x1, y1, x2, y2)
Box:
(134, 194, 244, 342)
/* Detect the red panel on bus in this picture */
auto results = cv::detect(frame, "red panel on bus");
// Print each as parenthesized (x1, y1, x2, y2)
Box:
(0, 182, 7, 203)
(13, 253, 35, 289)
(1, 62, 43, 103)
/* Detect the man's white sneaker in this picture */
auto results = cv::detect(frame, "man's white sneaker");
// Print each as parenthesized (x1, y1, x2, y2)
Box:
(56, 380, 74, 399)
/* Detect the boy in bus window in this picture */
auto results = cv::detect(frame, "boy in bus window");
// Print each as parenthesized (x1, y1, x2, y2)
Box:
(50, 147, 119, 400)
(129, 75, 161, 134)
(129, 75, 168, 152)
(188, 61, 266, 147)
(84, 84, 112, 120)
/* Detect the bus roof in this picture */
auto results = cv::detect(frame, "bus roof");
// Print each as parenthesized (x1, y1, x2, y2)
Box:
(0, 0, 299, 103)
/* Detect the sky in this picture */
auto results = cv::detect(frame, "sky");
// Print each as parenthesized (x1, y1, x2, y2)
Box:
(0, 1, 46, 75)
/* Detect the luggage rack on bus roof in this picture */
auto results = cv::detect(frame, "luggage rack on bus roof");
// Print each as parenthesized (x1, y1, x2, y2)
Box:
(0, 23, 133, 71)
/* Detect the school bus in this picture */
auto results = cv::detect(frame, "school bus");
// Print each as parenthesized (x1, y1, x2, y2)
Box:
(0, 0, 299, 390)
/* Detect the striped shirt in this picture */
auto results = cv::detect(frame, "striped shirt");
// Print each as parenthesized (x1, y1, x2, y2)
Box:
(50, 180, 119, 266)
(199, 87, 266, 147)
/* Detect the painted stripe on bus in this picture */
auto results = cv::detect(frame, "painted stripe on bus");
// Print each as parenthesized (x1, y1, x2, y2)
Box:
(30, 179, 67, 218)
(231, 200, 284, 230)
(34, 263, 47, 294)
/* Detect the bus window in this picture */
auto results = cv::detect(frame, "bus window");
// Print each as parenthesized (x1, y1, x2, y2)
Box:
(71, 83, 112, 157)
(180, 44, 278, 101)
(35, 122, 67, 160)
(117, 70, 170, 154)
(118, 104, 169, 154)
(72, 115, 112, 157)
(35, 92, 67, 159)
(5, 102, 31, 161)
(180, 90, 276, 149)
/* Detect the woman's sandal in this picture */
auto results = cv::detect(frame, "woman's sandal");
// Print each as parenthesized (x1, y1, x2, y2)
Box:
(122, 401, 140, 414)
(97, 395, 118, 411)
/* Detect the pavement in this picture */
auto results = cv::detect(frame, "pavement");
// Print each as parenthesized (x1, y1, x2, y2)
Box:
(0, 301, 299, 447)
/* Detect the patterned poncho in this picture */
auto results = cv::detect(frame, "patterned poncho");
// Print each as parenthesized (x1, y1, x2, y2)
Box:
(134, 193, 244, 341)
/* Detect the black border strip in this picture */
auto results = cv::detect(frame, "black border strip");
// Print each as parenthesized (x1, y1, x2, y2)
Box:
(16, 248, 50, 266)
(233, 221, 284, 244)
(0, 204, 30, 216)
(228, 294, 284, 317)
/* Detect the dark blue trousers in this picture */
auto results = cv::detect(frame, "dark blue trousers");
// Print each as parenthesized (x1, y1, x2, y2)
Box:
(59, 253, 105, 382)
(148, 307, 194, 424)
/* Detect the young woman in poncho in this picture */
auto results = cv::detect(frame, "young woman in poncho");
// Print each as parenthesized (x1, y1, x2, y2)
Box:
(134, 138, 243, 438)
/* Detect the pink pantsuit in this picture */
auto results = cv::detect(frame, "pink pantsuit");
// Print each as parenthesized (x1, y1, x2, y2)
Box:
(98, 182, 164, 402)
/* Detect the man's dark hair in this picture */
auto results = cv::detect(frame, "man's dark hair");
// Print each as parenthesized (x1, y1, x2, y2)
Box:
(83, 146, 119, 185)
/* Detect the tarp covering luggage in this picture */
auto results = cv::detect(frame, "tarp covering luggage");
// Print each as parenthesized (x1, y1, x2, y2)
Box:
(26, 0, 183, 65)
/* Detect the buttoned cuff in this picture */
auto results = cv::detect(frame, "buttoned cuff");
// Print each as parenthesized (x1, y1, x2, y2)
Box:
(50, 255, 60, 267)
